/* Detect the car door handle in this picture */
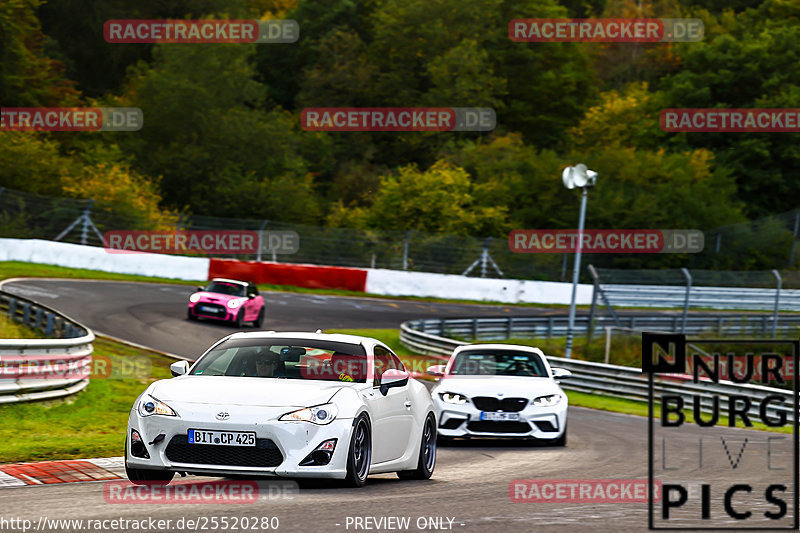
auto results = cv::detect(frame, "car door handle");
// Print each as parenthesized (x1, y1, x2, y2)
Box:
(404, 401, 412, 408)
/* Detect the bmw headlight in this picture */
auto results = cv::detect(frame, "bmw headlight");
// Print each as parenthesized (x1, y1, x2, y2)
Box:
(227, 299, 242, 309)
(189, 293, 201, 303)
(280, 403, 338, 425)
(439, 392, 469, 405)
(138, 394, 177, 417)
(532, 394, 561, 407)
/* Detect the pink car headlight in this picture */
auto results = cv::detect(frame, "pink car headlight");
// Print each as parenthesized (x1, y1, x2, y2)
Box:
(189, 294, 201, 303)
(226, 299, 242, 309)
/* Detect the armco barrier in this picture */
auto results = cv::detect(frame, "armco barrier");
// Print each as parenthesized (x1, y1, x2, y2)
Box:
(209, 258, 368, 291)
(400, 318, 796, 422)
(0, 286, 94, 403)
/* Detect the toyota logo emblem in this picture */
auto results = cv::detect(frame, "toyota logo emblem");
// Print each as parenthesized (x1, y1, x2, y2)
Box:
(216, 412, 230, 420)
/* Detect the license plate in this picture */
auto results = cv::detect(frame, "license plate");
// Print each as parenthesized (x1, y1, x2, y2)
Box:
(188, 429, 256, 446)
(480, 412, 520, 421)
(198, 305, 214, 312)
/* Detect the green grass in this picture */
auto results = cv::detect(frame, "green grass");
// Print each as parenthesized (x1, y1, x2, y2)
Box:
(0, 336, 174, 463)
(0, 314, 44, 339)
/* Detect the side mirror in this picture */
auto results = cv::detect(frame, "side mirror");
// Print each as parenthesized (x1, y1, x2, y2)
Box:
(551, 367, 572, 380)
(248, 293, 256, 299)
(171, 360, 190, 377)
(195, 286, 204, 292)
(379, 368, 409, 395)
(426, 364, 445, 377)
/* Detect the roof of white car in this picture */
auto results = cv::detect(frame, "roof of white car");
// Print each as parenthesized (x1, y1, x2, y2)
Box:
(454, 343, 547, 357)
(229, 330, 377, 345)
(209, 278, 249, 285)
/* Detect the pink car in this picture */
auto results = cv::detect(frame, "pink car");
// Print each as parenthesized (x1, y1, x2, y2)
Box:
(187, 278, 265, 328)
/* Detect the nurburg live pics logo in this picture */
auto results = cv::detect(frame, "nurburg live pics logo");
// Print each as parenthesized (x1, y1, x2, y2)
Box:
(643, 332, 800, 530)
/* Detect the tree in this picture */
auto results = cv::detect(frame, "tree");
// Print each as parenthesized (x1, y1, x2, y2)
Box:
(0, 0, 79, 106)
(327, 161, 508, 235)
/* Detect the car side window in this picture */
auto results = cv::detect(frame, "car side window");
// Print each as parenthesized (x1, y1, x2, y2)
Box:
(248, 283, 258, 296)
(373, 346, 398, 386)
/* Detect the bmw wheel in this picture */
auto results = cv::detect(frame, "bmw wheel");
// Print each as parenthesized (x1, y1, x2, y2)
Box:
(398, 412, 436, 480)
(344, 414, 371, 487)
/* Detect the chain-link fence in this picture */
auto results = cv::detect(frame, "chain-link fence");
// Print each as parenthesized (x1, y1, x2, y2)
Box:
(2, 185, 800, 280)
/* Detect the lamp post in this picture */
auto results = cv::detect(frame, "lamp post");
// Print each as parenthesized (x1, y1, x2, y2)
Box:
(562, 164, 598, 359)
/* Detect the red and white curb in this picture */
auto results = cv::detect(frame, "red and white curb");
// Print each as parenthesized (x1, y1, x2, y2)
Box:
(0, 457, 124, 487)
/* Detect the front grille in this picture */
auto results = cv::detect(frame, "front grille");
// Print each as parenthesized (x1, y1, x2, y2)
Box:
(467, 421, 532, 434)
(471, 397, 529, 412)
(165, 435, 283, 467)
(195, 303, 227, 318)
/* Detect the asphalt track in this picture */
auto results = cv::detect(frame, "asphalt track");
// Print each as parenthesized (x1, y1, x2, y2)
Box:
(0, 279, 793, 532)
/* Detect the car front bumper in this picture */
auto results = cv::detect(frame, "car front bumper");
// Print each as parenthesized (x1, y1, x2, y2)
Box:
(432, 396, 567, 439)
(127, 407, 354, 479)
(188, 302, 238, 322)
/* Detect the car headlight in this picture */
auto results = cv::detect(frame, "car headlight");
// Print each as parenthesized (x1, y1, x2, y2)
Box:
(138, 394, 177, 417)
(189, 294, 201, 303)
(226, 299, 242, 309)
(280, 403, 338, 425)
(439, 392, 469, 405)
(532, 394, 561, 407)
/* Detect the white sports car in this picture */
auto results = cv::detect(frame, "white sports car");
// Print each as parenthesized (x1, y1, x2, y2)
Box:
(427, 344, 571, 444)
(126, 332, 436, 487)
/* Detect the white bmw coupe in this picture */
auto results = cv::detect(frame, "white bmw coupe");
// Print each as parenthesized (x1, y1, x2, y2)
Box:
(126, 331, 436, 487)
(428, 344, 571, 444)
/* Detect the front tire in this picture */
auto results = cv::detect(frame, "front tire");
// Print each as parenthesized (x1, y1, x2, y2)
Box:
(234, 309, 244, 328)
(253, 307, 265, 328)
(552, 422, 567, 447)
(398, 412, 436, 480)
(344, 414, 371, 487)
(187, 308, 197, 321)
(125, 439, 174, 485)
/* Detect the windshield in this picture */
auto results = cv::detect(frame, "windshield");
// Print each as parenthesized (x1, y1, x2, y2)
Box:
(450, 349, 548, 377)
(190, 338, 368, 383)
(203, 281, 245, 296)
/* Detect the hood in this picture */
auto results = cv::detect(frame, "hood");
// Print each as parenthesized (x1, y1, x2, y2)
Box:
(196, 291, 243, 303)
(150, 376, 344, 408)
(432, 375, 562, 399)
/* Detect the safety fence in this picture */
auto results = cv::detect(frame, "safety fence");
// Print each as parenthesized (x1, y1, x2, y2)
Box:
(0, 287, 94, 403)
(4, 185, 800, 279)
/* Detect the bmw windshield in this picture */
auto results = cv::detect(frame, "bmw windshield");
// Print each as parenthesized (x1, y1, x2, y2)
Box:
(450, 349, 548, 377)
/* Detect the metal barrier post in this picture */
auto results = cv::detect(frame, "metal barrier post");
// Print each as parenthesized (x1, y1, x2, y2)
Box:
(680, 268, 692, 334)
(772, 269, 782, 338)
(587, 265, 600, 343)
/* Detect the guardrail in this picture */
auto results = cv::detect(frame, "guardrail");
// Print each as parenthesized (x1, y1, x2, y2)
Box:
(400, 319, 796, 423)
(402, 313, 800, 346)
(0, 288, 94, 403)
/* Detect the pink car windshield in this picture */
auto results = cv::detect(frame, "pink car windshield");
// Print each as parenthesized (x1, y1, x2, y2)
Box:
(204, 281, 245, 296)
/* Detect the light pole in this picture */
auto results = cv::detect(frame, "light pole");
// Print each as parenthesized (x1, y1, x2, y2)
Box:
(562, 164, 598, 359)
